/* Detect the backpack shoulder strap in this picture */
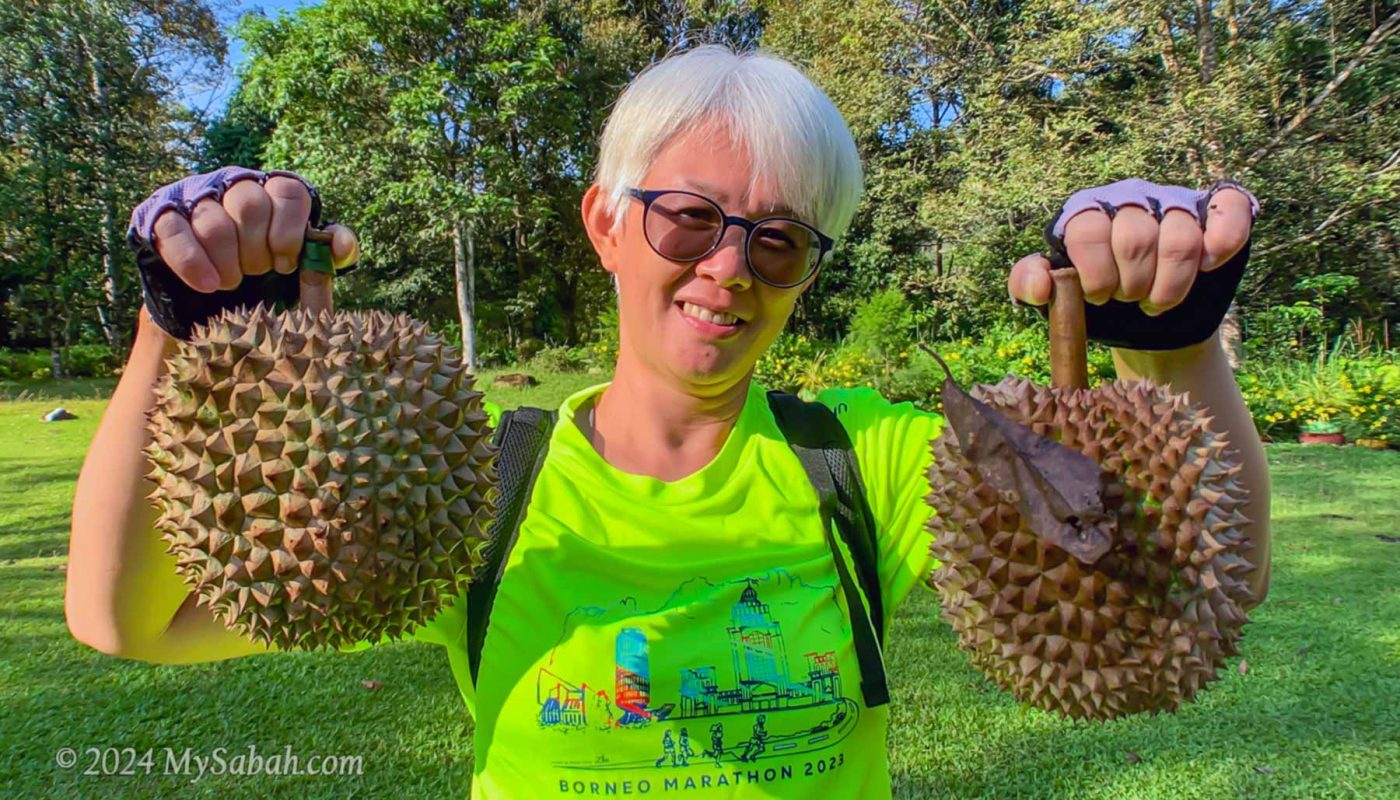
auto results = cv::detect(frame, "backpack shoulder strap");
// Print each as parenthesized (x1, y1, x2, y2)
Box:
(466, 405, 556, 686)
(766, 390, 889, 708)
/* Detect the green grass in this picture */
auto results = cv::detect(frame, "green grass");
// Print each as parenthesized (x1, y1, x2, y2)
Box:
(2, 373, 1398, 799)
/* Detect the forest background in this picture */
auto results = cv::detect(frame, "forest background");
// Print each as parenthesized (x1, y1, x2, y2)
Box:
(2, 0, 1398, 443)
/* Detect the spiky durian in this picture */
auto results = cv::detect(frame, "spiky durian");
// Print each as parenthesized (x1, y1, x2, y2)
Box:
(926, 376, 1255, 720)
(144, 305, 497, 650)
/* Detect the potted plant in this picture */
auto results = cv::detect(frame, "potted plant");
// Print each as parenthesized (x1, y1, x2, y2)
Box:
(1299, 418, 1345, 445)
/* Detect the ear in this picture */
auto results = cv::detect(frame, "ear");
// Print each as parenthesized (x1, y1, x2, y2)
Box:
(582, 184, 622, 277)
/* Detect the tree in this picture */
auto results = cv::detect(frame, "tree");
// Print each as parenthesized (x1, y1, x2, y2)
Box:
(0, 0, 225, 362)
(761, 0, 1400, 344)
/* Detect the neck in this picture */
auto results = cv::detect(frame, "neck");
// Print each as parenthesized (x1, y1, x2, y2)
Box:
(586, 357, 750, 481)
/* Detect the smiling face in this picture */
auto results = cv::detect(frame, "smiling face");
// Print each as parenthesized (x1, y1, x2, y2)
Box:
(582, 122, 816, 396)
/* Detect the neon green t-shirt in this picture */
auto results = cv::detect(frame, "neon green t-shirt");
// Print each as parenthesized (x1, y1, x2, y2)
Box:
(410, 380, 944, 798)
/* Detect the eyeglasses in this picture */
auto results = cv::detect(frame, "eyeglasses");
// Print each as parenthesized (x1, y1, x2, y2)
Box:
(626, 188, 832, 288)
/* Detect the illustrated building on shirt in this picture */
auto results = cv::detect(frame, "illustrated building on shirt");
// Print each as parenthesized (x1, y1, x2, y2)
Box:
(729, 579, 793, 691)
(538, 667, 588, 727)
(615, 627, 652, 724)
(677, 579, 841, 718)
(539, 578, 843, 729)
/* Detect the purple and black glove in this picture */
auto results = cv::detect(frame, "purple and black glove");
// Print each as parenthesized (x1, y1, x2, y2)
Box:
(1040, 178, 1259, 351)
(128, 167, 347, 340)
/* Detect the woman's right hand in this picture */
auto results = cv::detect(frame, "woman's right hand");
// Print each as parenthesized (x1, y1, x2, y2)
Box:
(133, 167, 360, 320)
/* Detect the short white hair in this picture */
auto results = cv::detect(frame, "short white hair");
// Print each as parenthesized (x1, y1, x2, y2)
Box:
(594, 45, 864, 242)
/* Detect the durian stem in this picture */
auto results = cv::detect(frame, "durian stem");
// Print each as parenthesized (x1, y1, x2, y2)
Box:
(1049, 268, 1089, 390)
(300, 227, 336, 313)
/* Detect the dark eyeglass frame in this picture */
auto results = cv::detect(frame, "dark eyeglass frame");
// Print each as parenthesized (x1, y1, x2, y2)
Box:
(626, 188, 833, 289)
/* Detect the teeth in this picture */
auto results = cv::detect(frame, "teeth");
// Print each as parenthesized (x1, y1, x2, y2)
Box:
(681, 302, 740, 326)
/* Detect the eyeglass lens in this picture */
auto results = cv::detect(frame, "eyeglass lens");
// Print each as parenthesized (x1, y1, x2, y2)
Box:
(643, 192, 819, 286)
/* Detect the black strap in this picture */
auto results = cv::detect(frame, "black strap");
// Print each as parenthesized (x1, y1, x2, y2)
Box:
(766, 390, 890, 708)
(466, 406, 556, 685)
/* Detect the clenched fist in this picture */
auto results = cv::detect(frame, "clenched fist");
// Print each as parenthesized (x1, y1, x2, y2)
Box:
(1008, 179, 1259, 351)
(127, 167, 359, 338)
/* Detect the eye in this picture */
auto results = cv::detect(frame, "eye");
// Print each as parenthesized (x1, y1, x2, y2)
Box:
(655, 202, 720, 228)
(755, 226, 799, 250)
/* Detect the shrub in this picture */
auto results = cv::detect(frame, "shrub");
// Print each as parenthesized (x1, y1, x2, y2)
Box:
(586, 304, 620, 372)
(531, 345, 590, 373)
(754, 332, 822, 392)
(1240, 350, 1400, 445)
(0, 350, 50, 380)
(0, 345, 117, 380)
(880, 321, 1114, 407)
(64, 344, 119, 378)
(846, 287, 914, 358)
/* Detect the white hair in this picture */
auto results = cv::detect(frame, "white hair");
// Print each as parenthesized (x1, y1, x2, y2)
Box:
(594, 45, 864, 242)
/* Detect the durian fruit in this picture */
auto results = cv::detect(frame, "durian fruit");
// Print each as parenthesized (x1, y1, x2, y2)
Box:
(924, 269, 1255, 720)
(144, 305, 497, 650)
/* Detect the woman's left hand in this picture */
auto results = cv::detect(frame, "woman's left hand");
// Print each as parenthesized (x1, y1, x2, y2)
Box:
(1008, 179, 1256, 320)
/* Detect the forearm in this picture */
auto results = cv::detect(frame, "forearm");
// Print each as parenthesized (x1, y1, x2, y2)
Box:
(1112, 332, 1272, 606)
(65, 309, 212, 656)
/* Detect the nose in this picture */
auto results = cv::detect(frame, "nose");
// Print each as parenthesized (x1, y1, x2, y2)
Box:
(692, 222, 753, 291)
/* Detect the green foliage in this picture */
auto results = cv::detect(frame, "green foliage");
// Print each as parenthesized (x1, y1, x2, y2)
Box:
(760, 318, 1119, 412)
(755, 331, 822, 391)
(1239, 344, 1400, 445)
(195, 90, 274, 172)
(0, 346, 117, 381)
(846, 287, 914, 358)
(763, 0, 1400, 346)
(1301, 418, 1343, 435)
(233, 0, 666, 366)
(0, 0, 225, 354)
(585, 303, 621, 372)
(529, 345, 590, 374)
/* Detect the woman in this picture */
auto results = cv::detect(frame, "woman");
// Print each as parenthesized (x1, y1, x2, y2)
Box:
(66, 45, 1270, 797)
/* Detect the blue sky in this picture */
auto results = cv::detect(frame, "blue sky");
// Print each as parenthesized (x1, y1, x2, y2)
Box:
(183, 0, 316, 114)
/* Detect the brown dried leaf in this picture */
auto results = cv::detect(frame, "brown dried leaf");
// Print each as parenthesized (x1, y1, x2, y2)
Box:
(361, 679, 382, 691)
(924, 346, 1114, 564)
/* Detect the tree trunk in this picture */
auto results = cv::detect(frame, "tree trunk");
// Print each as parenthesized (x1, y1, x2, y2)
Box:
(1193, 0, 1228, 177)
(78, 31, 122, 352)
(1219, 301, 1243, 370)
(452, 217, 477, 371)
(97, 202, 122, 352)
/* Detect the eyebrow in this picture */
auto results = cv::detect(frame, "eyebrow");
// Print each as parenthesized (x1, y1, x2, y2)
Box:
(678, 179, 796, 217)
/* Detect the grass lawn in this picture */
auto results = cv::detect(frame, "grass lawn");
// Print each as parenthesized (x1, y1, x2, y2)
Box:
(1, 373, 1397, 799)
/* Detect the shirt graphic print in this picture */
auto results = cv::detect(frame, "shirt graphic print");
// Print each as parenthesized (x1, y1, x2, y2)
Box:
(529, 568, 863, 787)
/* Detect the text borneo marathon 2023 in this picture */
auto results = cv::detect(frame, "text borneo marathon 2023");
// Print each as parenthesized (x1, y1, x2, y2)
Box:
(556, 757, 854, 794)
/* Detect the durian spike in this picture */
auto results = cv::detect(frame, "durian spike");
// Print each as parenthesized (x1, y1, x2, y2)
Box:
(1049, 267, 1089, 390)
